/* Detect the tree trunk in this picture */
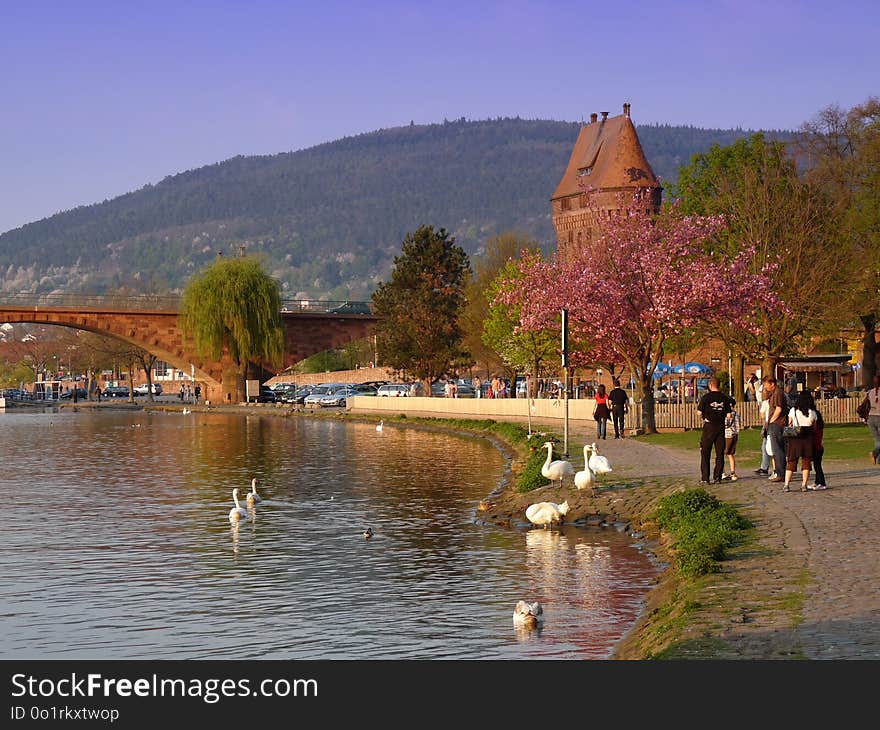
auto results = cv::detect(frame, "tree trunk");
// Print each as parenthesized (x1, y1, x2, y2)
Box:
(761, 357, 779, 383)
(731, 353, 745, 402)
(860, 313, 877, 389)
(638, 375, 657, 434)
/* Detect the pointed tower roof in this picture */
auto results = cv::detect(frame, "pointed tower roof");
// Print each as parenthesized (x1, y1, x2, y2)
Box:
(552, 104, 660, 200)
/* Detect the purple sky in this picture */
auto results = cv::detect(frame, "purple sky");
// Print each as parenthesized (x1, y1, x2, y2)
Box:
(2, 0, 877, 235)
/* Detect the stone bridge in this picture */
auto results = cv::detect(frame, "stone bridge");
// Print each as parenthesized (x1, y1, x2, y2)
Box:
(0, 295, 377, 403)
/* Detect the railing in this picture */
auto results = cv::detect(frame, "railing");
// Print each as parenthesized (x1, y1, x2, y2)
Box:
(627, 395, 862, 430)
(0, 292, 373, 315)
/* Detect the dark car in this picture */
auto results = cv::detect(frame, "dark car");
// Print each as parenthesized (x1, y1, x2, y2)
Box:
(286, 385, 316, 405)
(60, 387, 88, 400)
(103, 386, 131, 398)
(250, 386, 277, 404)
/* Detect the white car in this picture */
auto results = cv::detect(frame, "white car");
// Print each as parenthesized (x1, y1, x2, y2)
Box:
(133, 383, 163, 396)
(377, 383, 415, 397)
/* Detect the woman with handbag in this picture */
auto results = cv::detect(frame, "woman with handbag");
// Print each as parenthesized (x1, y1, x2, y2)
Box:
(783, 391, 817, 492)
(593, 383, 612, 440)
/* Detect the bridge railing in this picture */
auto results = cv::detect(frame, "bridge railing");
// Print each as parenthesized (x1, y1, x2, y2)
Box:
(0, 292, 373, 315)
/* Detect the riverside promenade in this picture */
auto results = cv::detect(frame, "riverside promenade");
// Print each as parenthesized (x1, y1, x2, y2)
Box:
(561, 430, 880, 659)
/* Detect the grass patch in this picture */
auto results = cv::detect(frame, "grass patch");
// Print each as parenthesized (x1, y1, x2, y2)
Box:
(634, 423, 873, 464)
(651, 488, 753, 577)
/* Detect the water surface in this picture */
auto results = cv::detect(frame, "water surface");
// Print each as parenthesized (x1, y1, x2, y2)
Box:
(0, 409, 661, 658)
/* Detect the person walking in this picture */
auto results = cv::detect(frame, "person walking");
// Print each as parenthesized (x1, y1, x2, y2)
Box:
(811, 397, 828, 490)
(696, 377, 731, 484)
(473, 376, 482, 399)
(723, 401, 742, 481)
(763, 376, 787, 483)
(783, 391, 818, 493)
(592, 383, 611, 440)
(866, 374, 880, 465)
(744, 374, 758, 402)
(755, 388, 772, 476)
(608, 378, 629, 439)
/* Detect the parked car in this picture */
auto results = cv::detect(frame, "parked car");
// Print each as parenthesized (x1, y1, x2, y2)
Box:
(103, 386, 131, 398)
(377, 383, 417, 397)
(351, 383, 378, 396)
(319, 386, 361, 407)
(249, 386, 277, 403)
(60, 387, 89, 400)
(285, 385, 316, 405)
(303, 384, 347, 407)
(133, 383, 163, 396)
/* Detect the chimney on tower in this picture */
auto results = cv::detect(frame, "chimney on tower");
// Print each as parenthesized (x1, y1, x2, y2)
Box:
(623, 102, 631, 117)
(600, 111, 608, 121)
(590, 112, 598, 124)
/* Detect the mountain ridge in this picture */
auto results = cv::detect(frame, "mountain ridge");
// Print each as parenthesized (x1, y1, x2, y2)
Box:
(0, 117, 792, 300)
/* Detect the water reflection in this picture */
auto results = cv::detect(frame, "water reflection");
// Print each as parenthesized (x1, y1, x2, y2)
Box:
(0, 410, 661, 659)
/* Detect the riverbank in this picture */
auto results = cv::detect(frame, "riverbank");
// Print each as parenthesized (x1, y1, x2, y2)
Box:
(57, 400, 880, 659)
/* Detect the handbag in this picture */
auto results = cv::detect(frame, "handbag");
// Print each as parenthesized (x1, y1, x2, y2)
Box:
(782, 423, 803, 439)
(857, 395, 870, 420)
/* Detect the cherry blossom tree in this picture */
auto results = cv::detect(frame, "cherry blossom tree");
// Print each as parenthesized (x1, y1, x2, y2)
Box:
(497, 202, 779, 433)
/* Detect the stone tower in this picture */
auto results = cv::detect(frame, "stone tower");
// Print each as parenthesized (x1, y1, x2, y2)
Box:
(551, 103, 662, 260)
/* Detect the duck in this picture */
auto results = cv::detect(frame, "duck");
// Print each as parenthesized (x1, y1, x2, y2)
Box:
(512, 600, 545, 628)
(376, 420, 384, 432)
(588, 442, 613, 479)
(246, 477, 262, 507)
(525, 500, 569, 528)
(228, 488, 249, 522)
(363, 527, 373, 539)
(540, 441, 575, 486)
(574, 445, 597, 493)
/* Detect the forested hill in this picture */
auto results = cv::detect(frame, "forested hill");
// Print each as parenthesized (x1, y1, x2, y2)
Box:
(0, 118, 790, 300)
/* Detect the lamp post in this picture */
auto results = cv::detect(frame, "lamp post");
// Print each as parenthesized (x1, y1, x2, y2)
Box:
(561, 308, 570, 457)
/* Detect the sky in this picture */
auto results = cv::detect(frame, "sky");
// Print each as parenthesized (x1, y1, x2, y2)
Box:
(1, 0, 877, 235)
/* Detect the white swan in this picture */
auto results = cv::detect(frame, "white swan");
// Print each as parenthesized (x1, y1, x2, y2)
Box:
(575, 445, 597, 493)
(525, 500, 569, 528)
(376, 420, 384, 432)
(182, 407, 191, 415)
(246, 477, 262, 506)
(228, 488, 249, 522)
(588, 442, 613, 478)
(512, 600, 545, 628)
(540, 441, 575, 486)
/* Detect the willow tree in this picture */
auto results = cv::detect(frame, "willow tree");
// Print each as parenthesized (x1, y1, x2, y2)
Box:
(180, 256, 284, 401)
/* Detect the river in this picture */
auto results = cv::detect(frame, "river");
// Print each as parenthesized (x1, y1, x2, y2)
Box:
(0, 407, 662, 659)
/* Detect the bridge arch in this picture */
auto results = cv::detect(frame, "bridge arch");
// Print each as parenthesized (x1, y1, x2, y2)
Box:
(0, 303, 377, 402)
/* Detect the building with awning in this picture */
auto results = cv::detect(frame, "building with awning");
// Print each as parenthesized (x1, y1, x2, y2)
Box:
(777, 355, 854, 393)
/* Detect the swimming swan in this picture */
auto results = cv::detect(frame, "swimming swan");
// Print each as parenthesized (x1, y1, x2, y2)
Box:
(182, 407, 191, 415)
(376, 420, 384, 432)
(525, 500, 569, 528)
(246, 477, 262, 506)
(513, 600, 545, 628)
(574, 445, 597, 493)
(229, 488, 249, 522)
(587, 442, 613, 478)
(540, 441, 575, 486)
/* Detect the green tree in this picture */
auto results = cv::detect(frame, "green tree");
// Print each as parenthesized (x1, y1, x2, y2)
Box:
(180, 256, 284, 400)
(371, 225, 471, 394)
(671, 133, 847, 383)
(484, 257, 557, 394)
(794, 98, 880, 386)
(461, 231, 542, 379)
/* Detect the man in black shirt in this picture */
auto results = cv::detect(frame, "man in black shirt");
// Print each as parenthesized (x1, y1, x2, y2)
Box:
(696, 377, 732, 483)
(608, 378, 629, 439)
